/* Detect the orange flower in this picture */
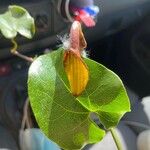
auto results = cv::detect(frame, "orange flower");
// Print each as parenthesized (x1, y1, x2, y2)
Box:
(64, 21, 89, 96)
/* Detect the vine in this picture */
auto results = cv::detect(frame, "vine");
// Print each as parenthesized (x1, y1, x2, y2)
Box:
(0, 5, 130, 150)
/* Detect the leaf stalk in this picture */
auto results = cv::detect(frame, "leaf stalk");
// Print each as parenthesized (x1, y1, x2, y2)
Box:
(110, 128, 122, 150)
(11, 38, 34, 63)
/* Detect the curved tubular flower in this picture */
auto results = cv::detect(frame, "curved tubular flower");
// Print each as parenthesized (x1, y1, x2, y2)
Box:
(63, 21, 89, 96)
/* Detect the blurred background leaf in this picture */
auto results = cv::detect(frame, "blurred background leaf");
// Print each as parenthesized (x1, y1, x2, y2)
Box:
(0, 5, 35, 39)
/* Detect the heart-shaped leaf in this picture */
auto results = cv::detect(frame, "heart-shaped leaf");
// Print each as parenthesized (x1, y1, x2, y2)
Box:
(0, 5, 35, 39)
(28, 49, 105, 150)
(28, 49, 130, 149)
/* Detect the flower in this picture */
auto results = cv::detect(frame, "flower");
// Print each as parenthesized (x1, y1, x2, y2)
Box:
(63, 21, 89, 96)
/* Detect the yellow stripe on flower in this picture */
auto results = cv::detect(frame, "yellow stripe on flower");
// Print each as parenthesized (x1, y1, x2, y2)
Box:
(64, 51, 89, 96)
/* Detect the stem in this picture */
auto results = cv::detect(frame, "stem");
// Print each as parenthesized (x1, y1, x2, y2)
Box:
(11, 38, 34, 63)
(110, 128, 122, 150)
(12, 51, 34, 63)
(11, 38, 18, 52)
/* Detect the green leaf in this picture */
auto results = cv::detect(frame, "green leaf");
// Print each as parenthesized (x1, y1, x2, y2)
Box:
(28, 49, 105, 150)
(28, 49, 130, 149)
(78, 58, 131, 129)
(0, 5, 35, 39)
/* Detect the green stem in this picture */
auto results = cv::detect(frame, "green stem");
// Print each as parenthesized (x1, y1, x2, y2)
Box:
(11, 38, 18, 53)
(110, 128, 122, 150)
(11, 38, 34, 63)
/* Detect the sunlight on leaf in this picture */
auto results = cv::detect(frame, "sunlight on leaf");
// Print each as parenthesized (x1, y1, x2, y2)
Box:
(28, 49, 130, 149)
(78, 58, 131, 129)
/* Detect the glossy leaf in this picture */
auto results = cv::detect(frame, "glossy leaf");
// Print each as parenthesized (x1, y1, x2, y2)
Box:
(28, 49, 130, 149)
(0, 5, 35, 39)
(78, 58, 131, 129)
(28, 49, 105, 150)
